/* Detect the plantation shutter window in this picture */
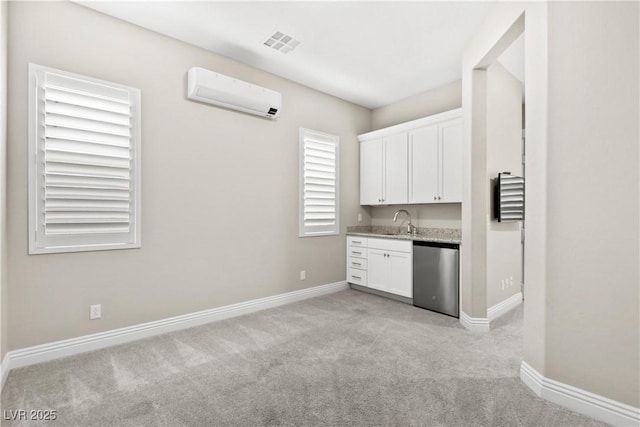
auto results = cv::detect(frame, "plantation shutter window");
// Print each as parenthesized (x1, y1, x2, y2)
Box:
(29, 64, 141, 254)
(299, 128, 340, 237)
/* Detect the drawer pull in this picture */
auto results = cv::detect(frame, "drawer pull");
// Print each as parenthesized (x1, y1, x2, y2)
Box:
(352, 251, 362, 255)
(352, 262, 361, 266)
(351, 275, 361, 279)
(353, 240, 362, 244)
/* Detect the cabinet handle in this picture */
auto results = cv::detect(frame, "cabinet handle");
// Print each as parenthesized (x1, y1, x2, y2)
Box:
(353, 240, 361, 244)
(352, 251, 361, 255)
(352, 262, 361, 266)
(438, 196, 441, 200)
(433, 196, 437, 200)
(351, 275, 361, 280)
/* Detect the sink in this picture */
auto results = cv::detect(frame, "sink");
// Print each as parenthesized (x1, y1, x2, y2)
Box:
(378, 231, 420, 237)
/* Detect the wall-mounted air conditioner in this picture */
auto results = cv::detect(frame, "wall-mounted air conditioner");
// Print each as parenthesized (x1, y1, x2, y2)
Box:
(187, 67, 281, 119)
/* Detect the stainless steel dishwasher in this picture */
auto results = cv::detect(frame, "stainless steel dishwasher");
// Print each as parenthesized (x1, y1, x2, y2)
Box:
(413, 241, 460, 318)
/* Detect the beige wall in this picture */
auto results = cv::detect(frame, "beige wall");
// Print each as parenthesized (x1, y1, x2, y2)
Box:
(462, 2, 547, 367)
(464, 0, 639, 409)
(486, 62, 523, 308)
(0, 0, 7, 361)
(545, 1, 639, 406)
(371, 80, 461, 131)
(368, 80, 463, 229)
(7, 2, 371, 350)
(370, 204, 461, 229)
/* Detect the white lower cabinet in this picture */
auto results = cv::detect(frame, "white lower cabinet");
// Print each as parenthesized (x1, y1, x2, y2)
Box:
(347, 236, 368, 286)
(347, 267, 367, 286)
(347, 237, 412, 299)
(367, 249, 412, 298)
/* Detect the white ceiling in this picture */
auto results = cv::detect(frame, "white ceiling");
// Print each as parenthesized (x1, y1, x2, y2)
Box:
(77, 1, 500, 109)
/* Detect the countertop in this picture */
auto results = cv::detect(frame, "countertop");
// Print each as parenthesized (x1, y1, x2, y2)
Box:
(346, 225, 461, 244)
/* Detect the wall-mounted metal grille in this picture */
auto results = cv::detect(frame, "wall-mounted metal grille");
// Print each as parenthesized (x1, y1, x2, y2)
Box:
(495, 172, 524, 222)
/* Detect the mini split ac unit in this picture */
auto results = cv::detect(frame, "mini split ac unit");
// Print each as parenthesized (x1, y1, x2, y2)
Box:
(187, 67, 282, 119)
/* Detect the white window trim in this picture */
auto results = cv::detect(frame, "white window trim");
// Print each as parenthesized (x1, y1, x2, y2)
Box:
(299, 128, 340, 238)
(28, 63, 142, 254)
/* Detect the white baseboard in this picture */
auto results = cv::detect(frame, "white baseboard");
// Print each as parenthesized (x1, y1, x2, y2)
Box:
(459, 293, 523, 333)
(520, 361, 640, 426)
(459, 311, 490, 332)
(0, 280, 349, 389)
(488, 292, 523, 321)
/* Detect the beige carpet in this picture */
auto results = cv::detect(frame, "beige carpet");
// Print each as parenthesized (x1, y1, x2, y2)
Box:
(2, 289, 604, 426)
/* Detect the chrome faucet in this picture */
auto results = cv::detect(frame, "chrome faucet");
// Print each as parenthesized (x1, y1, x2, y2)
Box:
(393, 209, 417, 235)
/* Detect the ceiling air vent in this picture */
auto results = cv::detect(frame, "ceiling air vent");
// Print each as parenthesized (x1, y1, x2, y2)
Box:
(264, 31, 301, 54)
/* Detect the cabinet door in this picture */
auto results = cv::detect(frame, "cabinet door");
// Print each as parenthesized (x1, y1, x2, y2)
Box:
(387, 251, 412, 298)
(439, 119, 462, 203)
(360, 139, 384, 205)
(383, 133, 408, 205)
(367, 249, 389, 292)
(409, 125, 439, 203)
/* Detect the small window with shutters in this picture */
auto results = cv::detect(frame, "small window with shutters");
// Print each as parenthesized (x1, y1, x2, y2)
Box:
(28, 64, 141, 254)
(299, 128, 339, 237)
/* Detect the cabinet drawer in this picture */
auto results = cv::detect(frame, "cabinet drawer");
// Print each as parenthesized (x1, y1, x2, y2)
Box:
(347, 236, 368, 248)
(348, 257, 367, 270)
(347, 268, 367, 286)
(347, 247, 367, 259)
(367, 237, 412, 253)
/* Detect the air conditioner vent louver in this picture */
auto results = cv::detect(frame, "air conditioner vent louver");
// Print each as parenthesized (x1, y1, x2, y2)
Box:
(187, 67, 282, 119)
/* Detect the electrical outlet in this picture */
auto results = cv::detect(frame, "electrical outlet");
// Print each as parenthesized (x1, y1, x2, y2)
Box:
(357, 213, 362, 222)
(90, 304, 101, 320)
(300, 270, 306, 280)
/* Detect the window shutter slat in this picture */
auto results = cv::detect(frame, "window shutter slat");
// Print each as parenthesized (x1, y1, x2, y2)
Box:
(45, 187, 130, 201)
(304, 139, 335, 152)
(46, 138, 130, 159)
(45, 212, 130, 224)
(45, 99, 131, 126)
(45, 84, 130, 115)
(45, 175, 130, 190)
(45, 223, 130, 235)
(46, 151, 131, 169)
(45, 113, 131, 138)
(29, 63, 141, 254)
(46, 162, 130, 180)
(46, 126, 131, 148)
(45, 199, 130, 212)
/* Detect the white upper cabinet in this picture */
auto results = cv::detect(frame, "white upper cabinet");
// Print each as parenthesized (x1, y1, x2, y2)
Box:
(359, 134, 408, 205)
(409, 124, 439, 203)
(360, 138, 383, 205)
(383, 133, 408, 205)
(359, 108, 462, 206)
(439, 118, 462, 202)
(410, 118, 462, 203)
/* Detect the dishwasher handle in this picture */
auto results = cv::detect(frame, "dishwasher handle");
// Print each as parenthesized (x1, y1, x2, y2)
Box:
(413, 241, 459, 250)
